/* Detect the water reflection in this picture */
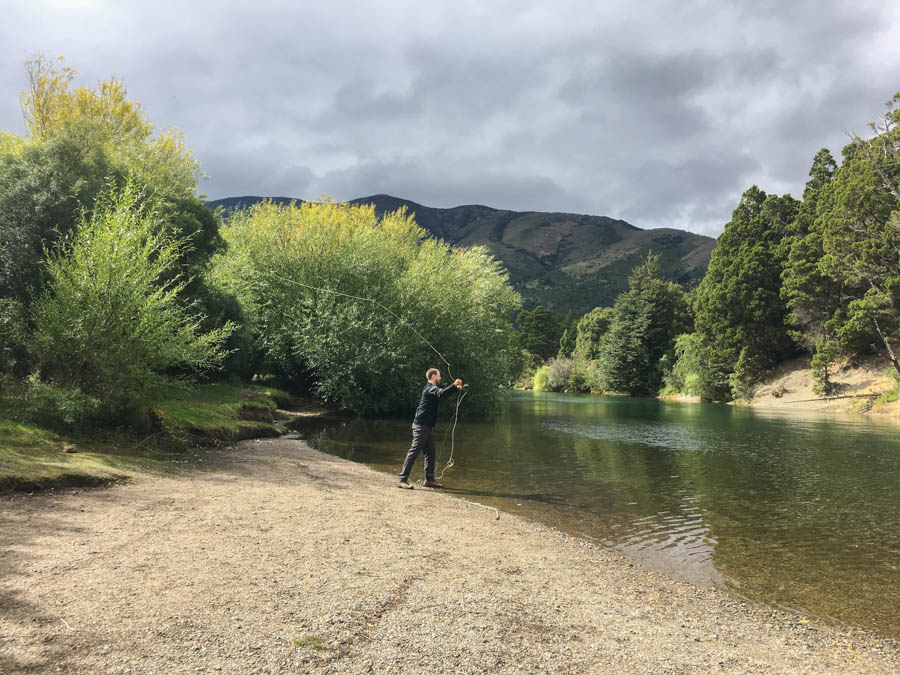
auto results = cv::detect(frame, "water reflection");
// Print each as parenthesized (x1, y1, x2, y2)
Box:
(303, 392, 900, 637)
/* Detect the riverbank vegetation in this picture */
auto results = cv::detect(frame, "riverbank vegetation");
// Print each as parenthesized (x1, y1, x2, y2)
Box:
(516, 92, 900, 404)
(0, 56, 522, 489)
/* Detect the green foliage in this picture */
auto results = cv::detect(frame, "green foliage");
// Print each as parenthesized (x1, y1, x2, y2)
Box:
(18, 378, 106, 432)
(532, 365, 552, 392)
(663, 333, 731, 401)
(517, 306, 563, 360)
(783, 95, 900, 374)
(599, 254, 692, 396)
(0, 298, 28, 375)
(694, 186, 799, 380)
(0, 130, 114, 307)
(293, 635, 324, 650)
(574, 306, 613, 360)
(729, 347, 761, 401)
(20, 55, 201, 200)
(30, 183, 233, 409)
(811, 338, 840, 395)
(782, 148, 842, 350)
(1, 58, 234, 386)
(557, 328, 576, 359)
(212, 200, 521, 414)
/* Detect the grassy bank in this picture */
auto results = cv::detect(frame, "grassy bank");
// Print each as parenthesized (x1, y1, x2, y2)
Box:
(0, 382, 293, 493)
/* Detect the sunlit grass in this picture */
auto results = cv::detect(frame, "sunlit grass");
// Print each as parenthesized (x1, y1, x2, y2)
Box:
(0, 381, 291, 492)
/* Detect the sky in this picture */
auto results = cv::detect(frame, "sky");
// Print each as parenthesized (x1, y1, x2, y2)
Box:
(2, 1, 899, 236)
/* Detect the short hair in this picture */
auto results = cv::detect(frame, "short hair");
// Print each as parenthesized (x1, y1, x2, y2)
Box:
(426, 368, 439, 380)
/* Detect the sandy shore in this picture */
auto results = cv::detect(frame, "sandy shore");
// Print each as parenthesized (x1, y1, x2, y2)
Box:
(1, 437, 897, 673)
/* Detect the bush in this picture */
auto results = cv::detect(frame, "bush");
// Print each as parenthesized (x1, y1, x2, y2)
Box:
(533, 365, 551, 392)
(664, 333, 731, 401)
(569, 357, 605, 392)
(0, 297, 28, 375)
(30, 182, 233, 410)
(18, 378, 106, 432)
(546, 358, 573, 390)
(212, 200, 521, 414)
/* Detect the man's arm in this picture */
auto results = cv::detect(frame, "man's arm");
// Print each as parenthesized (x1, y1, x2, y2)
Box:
(438, 379, 464, 397)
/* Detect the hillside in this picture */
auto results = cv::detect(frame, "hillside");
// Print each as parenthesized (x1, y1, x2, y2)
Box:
(206, 195, 715, 313)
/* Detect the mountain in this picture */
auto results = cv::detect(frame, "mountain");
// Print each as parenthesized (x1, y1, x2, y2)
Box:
(206, 194, 715, 313)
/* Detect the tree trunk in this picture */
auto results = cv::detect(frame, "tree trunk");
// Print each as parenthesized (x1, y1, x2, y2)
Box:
(872, 316, 900, 375)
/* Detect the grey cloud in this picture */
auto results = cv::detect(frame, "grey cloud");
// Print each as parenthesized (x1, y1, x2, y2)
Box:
(1, 1, 899, 237)
(311, 159, 592, 214)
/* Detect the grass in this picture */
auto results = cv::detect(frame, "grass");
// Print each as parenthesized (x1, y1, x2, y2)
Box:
(0, 420, 188, 492)
(293, 635, 324, 650)
(0, 381, 295, 493)
(151, 382, 287, 443)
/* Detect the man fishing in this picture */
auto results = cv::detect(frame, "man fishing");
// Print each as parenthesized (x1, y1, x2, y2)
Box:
(398, 368, 464, 489)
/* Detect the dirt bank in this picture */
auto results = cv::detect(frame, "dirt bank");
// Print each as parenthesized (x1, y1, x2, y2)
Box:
(1, 438, 897, 673)
(750, 355, 900, 418)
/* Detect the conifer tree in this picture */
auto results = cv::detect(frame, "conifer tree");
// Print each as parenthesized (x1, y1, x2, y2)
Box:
(693, 186, 799, 379)
(599, 254, 691, 395)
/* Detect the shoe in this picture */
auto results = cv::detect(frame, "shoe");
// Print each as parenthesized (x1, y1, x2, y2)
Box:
(422, 480, 443, 488)
(397, 478, 413, 490)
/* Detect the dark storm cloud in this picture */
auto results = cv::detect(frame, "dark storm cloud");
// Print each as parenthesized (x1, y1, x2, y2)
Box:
(2, 0, 899, 235)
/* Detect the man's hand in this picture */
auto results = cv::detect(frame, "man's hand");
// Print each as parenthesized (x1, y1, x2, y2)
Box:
(454, 378, 463, 390)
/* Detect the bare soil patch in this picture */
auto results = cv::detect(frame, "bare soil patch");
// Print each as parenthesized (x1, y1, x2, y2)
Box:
(1, 438, 897, 673)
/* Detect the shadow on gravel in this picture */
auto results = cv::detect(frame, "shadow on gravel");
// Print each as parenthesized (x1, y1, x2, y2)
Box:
(0, 492, 92, 672)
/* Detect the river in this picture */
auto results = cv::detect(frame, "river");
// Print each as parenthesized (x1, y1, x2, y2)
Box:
(302, 391, 900, 638)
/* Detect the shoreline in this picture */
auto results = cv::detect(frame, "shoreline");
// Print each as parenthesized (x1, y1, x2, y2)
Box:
(1, 437, 897, 673)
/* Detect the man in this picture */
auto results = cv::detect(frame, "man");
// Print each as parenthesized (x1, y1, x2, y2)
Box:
(398, 368, 463, 489)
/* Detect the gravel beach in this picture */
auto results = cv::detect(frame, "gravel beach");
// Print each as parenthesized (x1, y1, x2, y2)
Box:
(1, 437, 897, 673)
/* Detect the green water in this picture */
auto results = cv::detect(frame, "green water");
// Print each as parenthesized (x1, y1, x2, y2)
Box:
(302, 392, 900, 638)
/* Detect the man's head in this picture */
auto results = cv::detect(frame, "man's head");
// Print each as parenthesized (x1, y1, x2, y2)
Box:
(426, 368, 441, 384)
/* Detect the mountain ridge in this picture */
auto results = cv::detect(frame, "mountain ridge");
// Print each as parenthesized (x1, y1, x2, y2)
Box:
(206, 194, 715, 313)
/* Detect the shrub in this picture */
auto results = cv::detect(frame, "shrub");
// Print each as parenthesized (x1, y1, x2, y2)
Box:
(30, 182, 233, 410)
(0, 297, 28, 375)
(546, 358, 573, 390)
(664, 333, 731, 401)
(212, 200, 521, 414)
(533, 365, 551, 392)
(19, 378, 106, 431)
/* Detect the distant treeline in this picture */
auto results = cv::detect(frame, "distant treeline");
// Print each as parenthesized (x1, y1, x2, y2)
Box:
(0, 57, 520, 429)
(514, 93, 900, 400)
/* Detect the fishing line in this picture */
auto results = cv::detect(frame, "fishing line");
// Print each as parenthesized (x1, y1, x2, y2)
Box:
(269, 270, 466, 479)
(269, 271, 454, 379)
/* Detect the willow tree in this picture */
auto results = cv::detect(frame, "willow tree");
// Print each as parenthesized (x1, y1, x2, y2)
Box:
(212, 200, 521, 414)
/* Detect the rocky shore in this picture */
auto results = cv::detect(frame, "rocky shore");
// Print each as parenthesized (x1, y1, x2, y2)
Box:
(1, 437, 897, 673)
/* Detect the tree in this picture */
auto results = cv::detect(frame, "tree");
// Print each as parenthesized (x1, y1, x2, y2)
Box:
(30, 183, 232, 408)
(517, 306, 563, 360)
(663, 332, 731, 401)
(812, 95, 900, 373)
(574, 306, 613, 360)
(694, 186, 799, 383)
(212, 200, 521, 413)
(19, 55, 200, 200)
(557, 328, 576, 360)
(599, 254, 691, 396)
(0, 130, 113, 308)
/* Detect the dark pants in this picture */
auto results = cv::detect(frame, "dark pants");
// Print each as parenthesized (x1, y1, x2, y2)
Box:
(400, 423, 435, 481)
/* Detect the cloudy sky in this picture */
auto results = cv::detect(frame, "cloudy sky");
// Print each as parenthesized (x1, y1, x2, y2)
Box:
(2, 1, 899, 236)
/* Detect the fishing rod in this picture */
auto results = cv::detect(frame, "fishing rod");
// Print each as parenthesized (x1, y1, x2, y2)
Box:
(269, 270, 467, 479)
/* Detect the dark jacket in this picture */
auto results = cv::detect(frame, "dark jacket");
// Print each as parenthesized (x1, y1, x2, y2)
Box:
(413, 381, 458, 427)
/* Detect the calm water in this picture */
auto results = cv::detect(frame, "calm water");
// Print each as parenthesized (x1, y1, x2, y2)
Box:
(302, 392, 900, 638)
